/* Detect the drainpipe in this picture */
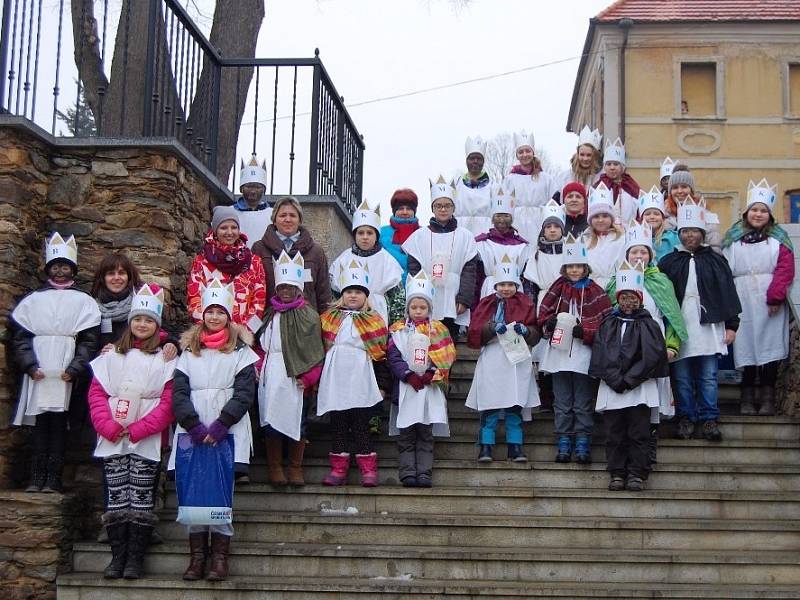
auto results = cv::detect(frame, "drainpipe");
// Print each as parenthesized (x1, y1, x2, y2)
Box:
(618, 18, 633, 141)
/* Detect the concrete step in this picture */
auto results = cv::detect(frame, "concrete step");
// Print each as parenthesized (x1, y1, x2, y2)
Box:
(164, 483, 800, 521)
(148, 512, 800, 551)
(301, 436, 800, 464)
(56, 573, 800, 599)
(244, 458, 800, 491)
(70, 542, 800, 586)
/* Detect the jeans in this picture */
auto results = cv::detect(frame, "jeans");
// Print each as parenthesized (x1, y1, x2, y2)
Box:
(671, 355, 719, 422)
(551, 372, 595, 436)
(479, 407, 523, 445)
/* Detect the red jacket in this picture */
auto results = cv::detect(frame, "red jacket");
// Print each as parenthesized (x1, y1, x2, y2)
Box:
(88, 377, 174, 444)
(767, 244, 796, 305)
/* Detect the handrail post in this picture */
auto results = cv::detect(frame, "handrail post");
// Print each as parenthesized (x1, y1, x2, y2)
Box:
(208, 59, 221, 174)
(141, 0, 159, 136)
(0, 0, 13, 112)
(307, 50, 321, 195)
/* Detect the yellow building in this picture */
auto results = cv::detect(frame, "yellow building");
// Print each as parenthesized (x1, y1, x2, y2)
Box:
(568, 0, 800, 226)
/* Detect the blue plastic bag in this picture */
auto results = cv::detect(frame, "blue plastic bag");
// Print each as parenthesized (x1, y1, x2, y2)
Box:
(175, 433, 234, 525)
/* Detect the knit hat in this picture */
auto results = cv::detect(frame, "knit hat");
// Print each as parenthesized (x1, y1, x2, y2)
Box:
(128, 283, 164, 327)
(390, 188, 418, 212)
(669, 167, 695, 193)
(562, 182, 587, 202)
(211, 205, 240, 232)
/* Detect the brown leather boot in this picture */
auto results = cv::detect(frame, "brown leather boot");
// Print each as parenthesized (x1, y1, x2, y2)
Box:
(206, 533, 231, 581)
(182, 532, 208, 580)
(287, 440, 306, 486)
(265, 437, 288, 486)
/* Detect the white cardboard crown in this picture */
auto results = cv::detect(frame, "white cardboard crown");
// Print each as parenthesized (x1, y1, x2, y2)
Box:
(131, 284, 164, 319)
(577, 125, 602, 150)
(745, 178, 777, 213)
(464, 135, 486, 158)
(405, 269, 435, 306)
(615, 260, 645, 296)
(430, 175, 455, 203)
(638, 185, 666, 217)
(201, 278, 235, 315)
(604, 137, 626, 164)
(274, 250, 311, 290)
(513, 130, 535, 152)
(659, 156, 676, 180)
(239, 154, 267, 188)
(490, 188, 515, 216)
(45, 232, 78, 266)
(352, 199, 381, 232)
(677, 197, 707, 231)
(562, 233, 589, 266)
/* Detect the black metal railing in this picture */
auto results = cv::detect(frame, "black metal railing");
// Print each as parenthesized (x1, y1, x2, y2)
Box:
(0, 0, 364, 212)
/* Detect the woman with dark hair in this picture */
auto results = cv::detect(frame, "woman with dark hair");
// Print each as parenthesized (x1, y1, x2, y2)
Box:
(91, 253, 144, 349)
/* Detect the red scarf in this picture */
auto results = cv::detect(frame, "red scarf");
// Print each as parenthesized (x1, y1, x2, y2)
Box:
(596, 173, 641, 202)
(389, 217, 420, 245)
(200, 328, 229, 349)
(467, 292, 537, 349)
(202, 230, 252, 277)
(510, 164, 534, 175)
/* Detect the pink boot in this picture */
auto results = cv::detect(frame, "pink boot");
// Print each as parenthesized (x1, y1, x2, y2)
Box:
(322, 452, 350, 486)
(355, 453, 379, 487)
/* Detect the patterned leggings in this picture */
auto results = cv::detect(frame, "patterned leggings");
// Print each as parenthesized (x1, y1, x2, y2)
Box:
(329, 407, 373, 455)
(103, 454, 160, 513)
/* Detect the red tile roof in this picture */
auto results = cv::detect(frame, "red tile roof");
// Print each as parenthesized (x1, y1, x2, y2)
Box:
(597, 0, 800, 22)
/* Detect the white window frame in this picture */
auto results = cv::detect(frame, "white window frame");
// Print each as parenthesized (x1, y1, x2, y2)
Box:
(673, 57, 725, 120)
(782, 59, 800, 120)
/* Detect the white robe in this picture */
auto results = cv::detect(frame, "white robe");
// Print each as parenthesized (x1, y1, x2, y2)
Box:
(317, 313, 382, 415)
(724, 238, 789, 368)
(539, 297, 594, 376)
(236, 207, 273, 250)
(677, 256, 728, 359)
(454, 177, 494, 237)
(329, 247, 402, 326)
(90, 349, 176, 462)
(585, 232, 626, 290)
(167, 345, 258, 469)
(402, 226, 478, 326)
(466, 337, 540, 420)
(12, 288, 101, 426)
(613, 189, 639, 225)
(257, 315, 305, 440)
(387, 327, 449, 437)
(476, 239, 530, 299)
(523, 248, 563, 362)
(640, 288, 675, 420)
(502, 171, 557, 243)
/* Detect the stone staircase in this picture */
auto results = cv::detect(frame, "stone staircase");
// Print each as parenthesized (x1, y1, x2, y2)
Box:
(58, 344, 800, 599)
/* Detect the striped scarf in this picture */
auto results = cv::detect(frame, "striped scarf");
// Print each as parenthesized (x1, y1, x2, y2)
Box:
(390, 319, 456, 391)
(321, 308, 388, 361)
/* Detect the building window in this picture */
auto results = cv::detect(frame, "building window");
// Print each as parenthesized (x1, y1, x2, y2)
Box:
(788, 63, 800, 117)
(680, 62, 718, 117)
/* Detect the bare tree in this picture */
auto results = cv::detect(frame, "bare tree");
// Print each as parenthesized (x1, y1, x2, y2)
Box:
(484, 132, 563, 182)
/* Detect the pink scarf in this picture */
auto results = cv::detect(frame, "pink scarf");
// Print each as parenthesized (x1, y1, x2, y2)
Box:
(48, 279, 74, 290)
(200, 328, 230, 349)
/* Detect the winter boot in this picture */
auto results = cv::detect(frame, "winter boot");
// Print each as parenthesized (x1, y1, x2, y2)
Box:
(648, 427, 658, 466)
(740, 386, 757, 415)
(608, 476, 626, 491)
(758, 386, 776, 416)
(574, 435, 592, 464)
(41, 454, 64, 493)
(355, 452, 379, 487)
(322, 452, 350, 486)
(477, 444, 493, 462)
(206, 533, 231, 581)
(676, 416, 695, 440)
(555, 436, 572, 463)
(123, 512, 157, 579)
(286, 440, 306, 486)
(25, 454, 47, 493)
(507, 443, 528, 463)
(102, 513, 128, 579)
(182, 532, 208, 581)
(265, 437, 288, 486)
(626, 476, 645, 492)
(701, 420, 723, 442)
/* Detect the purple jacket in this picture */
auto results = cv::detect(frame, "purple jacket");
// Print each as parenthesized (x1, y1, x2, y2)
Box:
(386, 335, 435, 405)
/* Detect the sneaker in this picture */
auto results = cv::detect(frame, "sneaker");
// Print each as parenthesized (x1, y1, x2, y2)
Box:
(416, 476, 432, 488)
(507, 443, 528, 463)
(401, 476, 418, 488)
(555, 436, 572, 463)
(701, 420, 723, 442)
(676, 416, 695, 440)
(608, 476, 626, 491)
(477, 444, 493, 462)
(574, 435, 592, 465)
(625, 476, 644, 492)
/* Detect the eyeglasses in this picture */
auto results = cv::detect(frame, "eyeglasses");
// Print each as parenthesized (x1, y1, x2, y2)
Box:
(432, 203, 454, 210)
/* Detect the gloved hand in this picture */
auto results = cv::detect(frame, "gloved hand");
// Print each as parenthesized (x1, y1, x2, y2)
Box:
(207, 419, 229, 443)
(513, 323, 529, 336)
(573, 325, 585, 340)
(188, 423, 209, 445)
(405, 372, 425, 391)
(610, 380, 628, 394)
(421, 371, 435, 385)
(495, 322, 507, 335)
(545, 316, 557, 332)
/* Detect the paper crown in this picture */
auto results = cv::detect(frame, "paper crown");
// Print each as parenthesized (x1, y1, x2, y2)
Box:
(430, 175, 455, 203)
(615, 260, 645, 297)
(588, 182, 614, 212)
(274, 250, 311, 290)
(624, 219, 654, 256)
(339, 259, 370, 293)
(746, 178, 777, 213)
(513, 130, 535, 152)
(130, 283, 164, 319)
(464, 135, 486, 158)
(494, 254, 521, 287)
(659, 157, 676, 180)
(540, 199, 565, 226)
(577, 125, 602, 150)
(677, 197, 707, 231)
(490, 188, 515, 216)
(604, 137, 626, 165)
(562, 233, 589, 266)
(352, 199, 381, 232)
(45, 232, 78, 267)
(239, 154, 267, 188)
(201, 278, 235, 316)
(638, 185, 666, 217)
(405, 269, 435, 306)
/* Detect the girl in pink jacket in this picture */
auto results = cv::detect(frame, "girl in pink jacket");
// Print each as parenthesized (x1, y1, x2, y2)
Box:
(88, 284, 176, 581)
